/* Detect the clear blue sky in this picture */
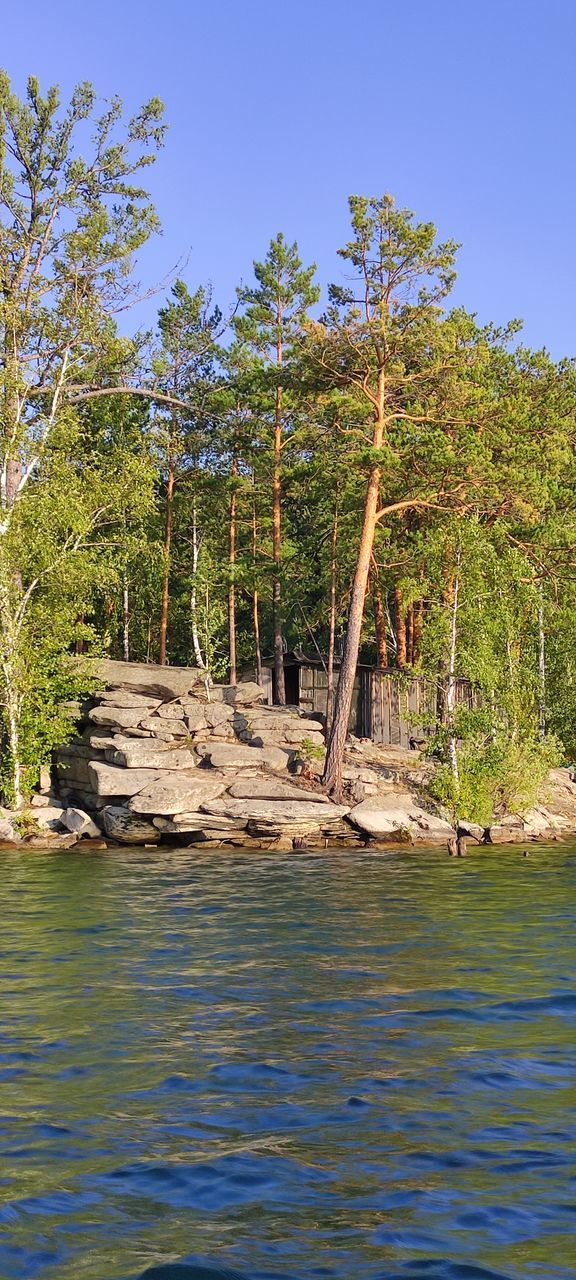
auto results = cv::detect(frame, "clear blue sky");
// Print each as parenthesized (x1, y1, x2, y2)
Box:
(4, 0, 576, 354)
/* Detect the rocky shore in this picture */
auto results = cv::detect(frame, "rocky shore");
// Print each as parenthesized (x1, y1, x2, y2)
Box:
(1, 661, 576, 852)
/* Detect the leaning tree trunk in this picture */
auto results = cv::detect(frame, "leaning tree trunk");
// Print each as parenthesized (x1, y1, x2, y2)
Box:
(228, 457, 238, 685)
(326, 497, 339, 734)
(0, 563, 23, 808)
(158, 456, 175, 665)
(272, 379, 286, 704)
(323, 445, 383, 798)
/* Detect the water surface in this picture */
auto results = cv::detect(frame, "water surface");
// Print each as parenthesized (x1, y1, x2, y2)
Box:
(0, 845, 574, 1280)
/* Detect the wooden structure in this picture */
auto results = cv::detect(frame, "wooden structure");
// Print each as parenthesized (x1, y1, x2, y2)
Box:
(252, 652, 474, 749)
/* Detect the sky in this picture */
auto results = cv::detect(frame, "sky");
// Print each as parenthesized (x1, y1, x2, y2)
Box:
(3, 0, 576, 354)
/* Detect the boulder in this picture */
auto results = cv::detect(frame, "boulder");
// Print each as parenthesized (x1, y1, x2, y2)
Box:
(106, 744, 197, 770)
(63, 807, 102, 838)
(34, 805, 66, 830)
(102, 806, 160, 844)
(0, 816, 17, 841)
(128, 774, 227, 816)
(95, 659, 204, 701)
(30, 793, 52, 808)
(89, 705, 150, 730)
(348, 795, 454, 842)
(97, 692, 161, 709)
(222, 681, 266, 706)
(195, 742, 291, 771)
(200, 797, 349, 825)
(228, 778, 329, 803)
(88, 761, 164, 798)
(457, 819, 486, 842)
(247, 728, 325, 747)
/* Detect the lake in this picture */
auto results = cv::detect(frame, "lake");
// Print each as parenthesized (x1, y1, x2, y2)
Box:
(0, 845, 574, 1280)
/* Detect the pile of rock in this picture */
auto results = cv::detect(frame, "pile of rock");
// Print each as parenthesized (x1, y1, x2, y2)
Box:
(51, 661, 352, 848)
(44, 659, 458, 850)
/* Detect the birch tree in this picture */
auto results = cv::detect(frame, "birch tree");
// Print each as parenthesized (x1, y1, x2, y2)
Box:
(0, 72, 165, 802)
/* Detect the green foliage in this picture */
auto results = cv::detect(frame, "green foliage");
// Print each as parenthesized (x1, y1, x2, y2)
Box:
(428, 733, 562, 827)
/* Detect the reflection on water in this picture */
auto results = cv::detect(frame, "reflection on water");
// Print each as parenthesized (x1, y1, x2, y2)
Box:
(0, 845, 574, 1280)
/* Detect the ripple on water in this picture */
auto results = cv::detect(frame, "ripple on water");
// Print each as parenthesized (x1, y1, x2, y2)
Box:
(0, 846, 574, 1280)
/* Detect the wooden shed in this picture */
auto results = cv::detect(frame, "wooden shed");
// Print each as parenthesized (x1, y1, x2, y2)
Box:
(252, 652, 474, 749)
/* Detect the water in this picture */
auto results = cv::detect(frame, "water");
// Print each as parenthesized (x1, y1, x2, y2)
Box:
(0, 845, 575, 1280)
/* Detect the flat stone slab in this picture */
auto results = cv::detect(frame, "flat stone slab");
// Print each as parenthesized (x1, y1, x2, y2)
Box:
(96, 659, 204, 701)
(88, 761, 164, 797)
(201, 798, 349, 825)
(107, 744, 197, 770)
(138, 718, 187, 738)
(196, 742, 291, 771)
(348, 795, 454, 840)
(228, 779, 330, 803)
(128, 775, 227, 816)
(89, 705, 149, 730)
(97, 692, 161, 709)
(102, 806, 160, 844)
(153, 812, 247, 832)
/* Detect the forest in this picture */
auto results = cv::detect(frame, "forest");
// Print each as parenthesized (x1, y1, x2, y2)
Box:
(1, 74, 576, 816)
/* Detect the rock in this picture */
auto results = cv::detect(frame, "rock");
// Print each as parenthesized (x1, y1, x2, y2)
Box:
(195, 742, 291, 771)
(39, 765, 52, 791)
(203, 703, 234, 728)
(106, 744, 197, 770)
(457, 820, 485, 842)
(201, 797, 349, 825)
(0, 816, 17, 841)
(30, 793, 52, 807)
(63, 807, 102, 837)
(97, 692, 162, 709)
(228, 778, 330, 803)
(89, 705, 151, 730)
(102, 806, 160, 844)
(88, 761, 164, 797)
(153, 812, 247, 832)
(138, 718, 186, 739)
(182, 707, 209, 733)
(95, 659, 204, 701)
(86, 732, 139, 752)
(78, 837, 108, 850)
(156, 702, 186, 720)
(128, 775, 227, 816)
(22, 832, 79, 849)
(248, 728, 325, 747)
(348, 796, 455, 842)
(223, 682, 266, 706)
(34, 805, 67, 830)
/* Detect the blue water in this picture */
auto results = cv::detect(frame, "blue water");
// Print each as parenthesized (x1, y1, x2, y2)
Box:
(0, 845, 574, 1280)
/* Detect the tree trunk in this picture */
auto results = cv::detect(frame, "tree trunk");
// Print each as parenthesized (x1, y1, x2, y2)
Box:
(190, 498, 206, 670)
(371, 573, 388, 668)
(0, 565, 23, 808)
(412, 600, 423, 665)
(251, 474, 263, 685)
(538, 588, 546, 740)
(445, 567, 460, 789)
(228, 457, 237, 685)
(406, 603, 414, 666)
(326, 498, 339, 733)
(272, 380, 285, 704)
(122, 572, 130, 662)
(158, 458, 175, 665)
(323, 440, 383, 797)
(394, 585, 407, 668)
